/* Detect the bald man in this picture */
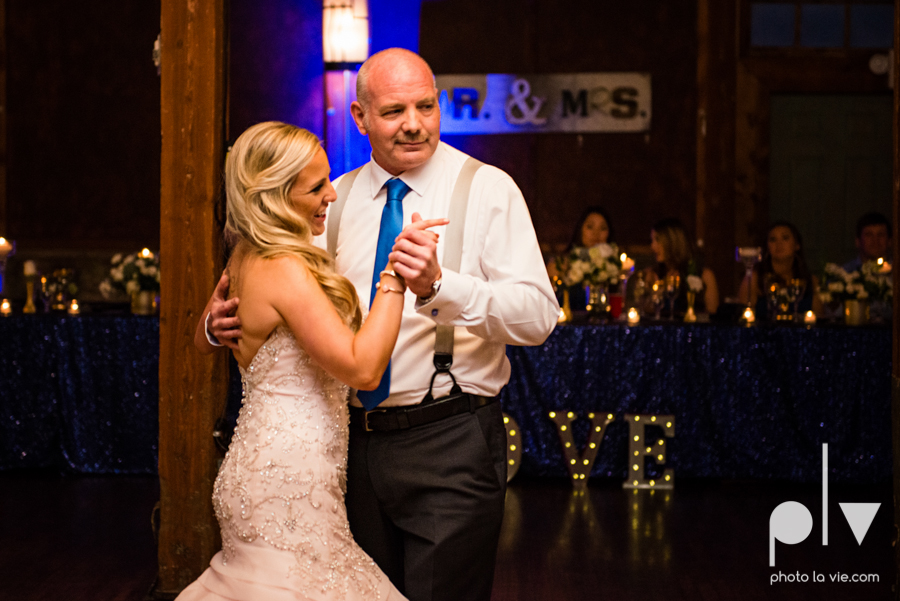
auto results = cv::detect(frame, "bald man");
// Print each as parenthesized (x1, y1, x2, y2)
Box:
(205, 48, 558, 601)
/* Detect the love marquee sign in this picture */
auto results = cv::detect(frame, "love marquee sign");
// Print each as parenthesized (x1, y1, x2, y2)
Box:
(503, 412, 675, 490)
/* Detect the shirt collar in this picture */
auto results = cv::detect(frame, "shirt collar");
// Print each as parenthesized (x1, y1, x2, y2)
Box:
(365, 142, 445, 201)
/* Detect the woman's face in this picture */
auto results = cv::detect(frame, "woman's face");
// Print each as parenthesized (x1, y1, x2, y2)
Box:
(767, 226, 799, 262)
(289, 146, 336, 236)
(581, 213, 610, 247)
(650, 229, 665, 262)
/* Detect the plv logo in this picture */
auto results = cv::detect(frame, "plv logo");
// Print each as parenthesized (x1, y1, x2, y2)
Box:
(769, 444, 880, 566)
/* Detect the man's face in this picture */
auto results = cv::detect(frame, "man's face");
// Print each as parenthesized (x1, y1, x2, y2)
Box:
(351, 59, 440, 175)
(857, 224, 890, 261)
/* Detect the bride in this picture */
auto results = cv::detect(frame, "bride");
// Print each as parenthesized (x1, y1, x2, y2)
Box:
(179, 121, 442, 600)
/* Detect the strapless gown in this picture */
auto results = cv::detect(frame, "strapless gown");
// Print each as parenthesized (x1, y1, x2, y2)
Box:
(176, 326, 406, 601)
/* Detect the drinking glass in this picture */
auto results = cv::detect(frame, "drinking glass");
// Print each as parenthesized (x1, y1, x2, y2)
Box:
(788, 278, 806, 320)
(664, 272, 681, 320)
(650, 281, 664, 320)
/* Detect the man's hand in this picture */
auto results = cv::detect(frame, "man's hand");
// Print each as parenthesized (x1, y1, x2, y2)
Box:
(208, 271, 242, 351)
(389, 212, 446, 298)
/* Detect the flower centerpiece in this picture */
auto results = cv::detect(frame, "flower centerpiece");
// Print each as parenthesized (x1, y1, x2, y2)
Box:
(100, 249, 160, 314)
(556, 243, 623, 318)
(819, 261, 892, 324)
(556, 243, 623, 288)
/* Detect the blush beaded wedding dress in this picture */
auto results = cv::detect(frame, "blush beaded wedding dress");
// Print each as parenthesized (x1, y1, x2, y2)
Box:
(176, 326, 406, 601)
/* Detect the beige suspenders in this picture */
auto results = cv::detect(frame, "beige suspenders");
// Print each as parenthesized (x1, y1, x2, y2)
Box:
(327, 157, 484, 380)
(327, 165, 363, 258)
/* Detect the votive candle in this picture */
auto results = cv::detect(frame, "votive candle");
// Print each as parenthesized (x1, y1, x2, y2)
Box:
(627, 307, 640, 325)
(804, 310, 816, 325)
(68, 299, 80, 315)
(0, 298, 11, 315)
(0, 237, 12, 261)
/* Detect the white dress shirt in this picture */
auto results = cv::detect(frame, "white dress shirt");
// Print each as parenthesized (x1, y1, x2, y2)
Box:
(324, 142, 559, 407)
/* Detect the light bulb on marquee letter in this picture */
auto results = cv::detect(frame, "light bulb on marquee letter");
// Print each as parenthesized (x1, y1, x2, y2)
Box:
(548, 410, 615, 489)
(622, 414, 675, 490)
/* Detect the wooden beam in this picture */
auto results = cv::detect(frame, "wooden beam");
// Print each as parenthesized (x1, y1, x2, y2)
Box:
(696, 0, 737, 295)
(0, 0, 6, 235)
(892, 1, 900, 597)
(157, 0, 228, 595)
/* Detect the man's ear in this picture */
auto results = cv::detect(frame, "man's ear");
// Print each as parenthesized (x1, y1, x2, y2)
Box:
(350, 101, 368, 135)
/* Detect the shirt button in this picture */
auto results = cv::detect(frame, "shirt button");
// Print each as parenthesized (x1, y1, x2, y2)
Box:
(431, 309, 439, 317)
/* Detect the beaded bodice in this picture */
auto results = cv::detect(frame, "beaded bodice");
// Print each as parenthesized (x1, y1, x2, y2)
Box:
(211, 326, 386, 599)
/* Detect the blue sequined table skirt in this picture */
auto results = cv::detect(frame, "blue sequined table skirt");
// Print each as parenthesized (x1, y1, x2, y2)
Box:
(0, 317, 891, 483)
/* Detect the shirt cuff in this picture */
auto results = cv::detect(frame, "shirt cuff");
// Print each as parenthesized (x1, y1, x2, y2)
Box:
(205, 312, 224, 347)
(414, 270, 471, 323)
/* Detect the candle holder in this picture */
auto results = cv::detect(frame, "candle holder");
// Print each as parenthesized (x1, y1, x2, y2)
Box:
(0, 237, 16, 296)
(0, 298, 11, 316)
(683, 291, 697, 323)
(22, 260, 37, 314)
(741, 306, 756, 326)
(736, 246, 761, 323)
(626, 307, 640, 325)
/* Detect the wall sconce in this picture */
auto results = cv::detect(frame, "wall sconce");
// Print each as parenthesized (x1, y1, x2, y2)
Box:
(323, 0, 370, 175)
(323, 1, 369, 66)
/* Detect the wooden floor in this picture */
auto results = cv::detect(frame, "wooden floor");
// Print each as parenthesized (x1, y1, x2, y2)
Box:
(0, 471, 893, 600)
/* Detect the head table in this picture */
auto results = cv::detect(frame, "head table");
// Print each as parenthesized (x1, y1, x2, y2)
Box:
(0, 315, 890, 484)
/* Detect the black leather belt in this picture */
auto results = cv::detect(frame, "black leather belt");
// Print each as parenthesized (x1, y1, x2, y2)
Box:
(351, 393, 498, 432)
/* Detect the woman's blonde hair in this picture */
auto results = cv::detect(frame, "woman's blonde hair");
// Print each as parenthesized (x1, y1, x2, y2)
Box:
(652, 218, 694, 274)
(225, 121, 360, 329)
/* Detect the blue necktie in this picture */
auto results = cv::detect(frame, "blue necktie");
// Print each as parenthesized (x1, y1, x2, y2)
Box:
(357, 178, 410, 409)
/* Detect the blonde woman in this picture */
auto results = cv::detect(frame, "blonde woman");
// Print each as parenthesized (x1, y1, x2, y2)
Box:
(646, 218, 719, 316)
(182, 122, 442, 600)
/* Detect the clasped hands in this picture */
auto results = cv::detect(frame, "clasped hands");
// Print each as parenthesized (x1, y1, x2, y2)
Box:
(207, 212, 446, 350)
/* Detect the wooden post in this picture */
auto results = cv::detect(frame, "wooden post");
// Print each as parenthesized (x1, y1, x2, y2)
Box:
(0, 0, 6, 234)
(157, 0, 228, 595)
(892, 1, 900, 598)
(696, 0, 737, 295)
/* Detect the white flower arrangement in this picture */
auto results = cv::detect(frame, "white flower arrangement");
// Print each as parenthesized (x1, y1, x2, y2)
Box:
(819, 261, 891, 304)
(686, 274, 704, 293)
(100, 249, 161, 298)
(557, 243, 623, 287)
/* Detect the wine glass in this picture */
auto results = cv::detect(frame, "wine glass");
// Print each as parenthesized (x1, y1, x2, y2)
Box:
(664, 272, 681, 320)
(650, 280, 664, 320)
(40, 275, 53, 313)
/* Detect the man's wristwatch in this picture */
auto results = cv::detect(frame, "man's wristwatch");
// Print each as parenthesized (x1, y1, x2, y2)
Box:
(418, 277, 441, 304)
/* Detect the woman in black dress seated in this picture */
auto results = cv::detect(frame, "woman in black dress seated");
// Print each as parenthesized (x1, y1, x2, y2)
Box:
(548, 206, 614, 311)
(644, 218, 719, 317)
(738, 221, 821, 320)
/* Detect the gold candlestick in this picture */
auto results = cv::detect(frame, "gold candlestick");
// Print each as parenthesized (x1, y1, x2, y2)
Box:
(23, 279, 36, 314)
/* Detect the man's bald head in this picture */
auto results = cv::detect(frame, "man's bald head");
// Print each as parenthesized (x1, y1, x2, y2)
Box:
(356, 48, 436, 110)
(350, 48, 441, 175)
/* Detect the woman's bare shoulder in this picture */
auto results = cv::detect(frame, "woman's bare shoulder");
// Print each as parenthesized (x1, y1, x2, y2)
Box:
(239, 253, 317, 290)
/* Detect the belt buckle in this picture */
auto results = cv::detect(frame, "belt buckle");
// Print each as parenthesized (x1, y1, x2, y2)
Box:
(363, 408, 388, 432)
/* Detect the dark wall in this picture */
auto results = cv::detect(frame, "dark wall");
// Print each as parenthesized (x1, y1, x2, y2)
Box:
(420, 0, 698, 253)
(229, 0, 323, 140)
(6, 1, 161, 250)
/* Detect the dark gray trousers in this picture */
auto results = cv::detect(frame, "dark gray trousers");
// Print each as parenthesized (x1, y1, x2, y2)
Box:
(346, 400, 507, 601)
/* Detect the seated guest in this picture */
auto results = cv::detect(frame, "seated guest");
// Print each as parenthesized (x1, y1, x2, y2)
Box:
(738, 221, 822, 318)
(644, 218, 719, 316)
(548, 206, 614, 311)
(843, 211, 891, 273)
